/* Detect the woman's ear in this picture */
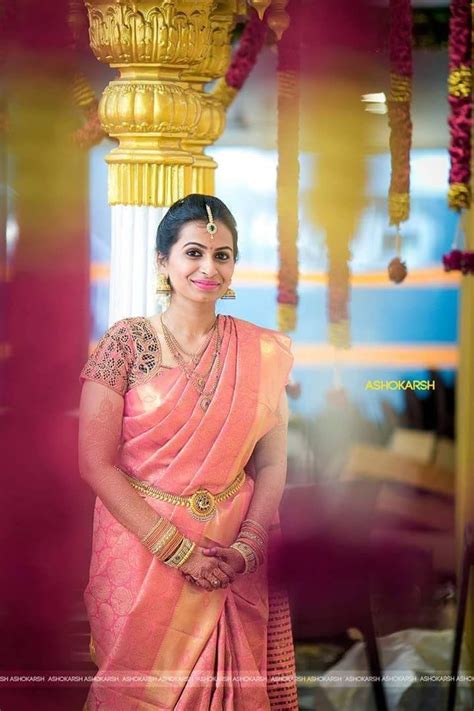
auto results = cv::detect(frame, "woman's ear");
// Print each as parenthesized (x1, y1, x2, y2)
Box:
(156, 253, 167, 274)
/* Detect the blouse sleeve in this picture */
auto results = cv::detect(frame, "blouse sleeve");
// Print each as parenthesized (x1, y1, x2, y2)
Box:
(79, 319, 134, 396)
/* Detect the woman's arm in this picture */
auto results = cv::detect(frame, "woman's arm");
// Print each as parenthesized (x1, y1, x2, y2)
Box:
(79, 380, 236, 588)
(244, 389, 289, 531)
(78, 380, 160, 539)
(202, 390, 289, 571)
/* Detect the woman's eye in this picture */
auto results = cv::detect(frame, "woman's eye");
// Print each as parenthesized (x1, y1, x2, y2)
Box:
(186, 250, 201, 257)
(216, 253, 230, 260)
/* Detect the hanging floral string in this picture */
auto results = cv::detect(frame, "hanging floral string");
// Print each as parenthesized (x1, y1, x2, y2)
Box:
(211, 9, 267, 109)
(275, 2, 299, 333)
(442, 0, 473, 275)
(447, 0, 471, 210)
(387, 0, 413, 284)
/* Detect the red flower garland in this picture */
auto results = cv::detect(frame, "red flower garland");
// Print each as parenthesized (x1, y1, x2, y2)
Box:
(225, 10, 267, 91)
(442, 0, 472, 274)
(443, 249, 474, 275)
(447, 0, 471, 210)
(210, 9, 268, 109)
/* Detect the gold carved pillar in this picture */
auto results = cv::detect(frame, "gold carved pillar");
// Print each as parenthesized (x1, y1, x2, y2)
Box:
(456, 215, 474, 673)
(86, 0, 239, 206)
(84, 0, 241, 322)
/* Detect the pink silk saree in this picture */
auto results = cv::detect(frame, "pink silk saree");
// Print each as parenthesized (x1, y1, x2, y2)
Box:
(80, 314, 298, 710)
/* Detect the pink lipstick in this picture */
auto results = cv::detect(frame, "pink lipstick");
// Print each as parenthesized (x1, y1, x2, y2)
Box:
(192, 280, 221, 291)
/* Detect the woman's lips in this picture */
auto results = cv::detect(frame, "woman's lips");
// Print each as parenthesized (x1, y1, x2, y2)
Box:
(191, 280, 221, 291)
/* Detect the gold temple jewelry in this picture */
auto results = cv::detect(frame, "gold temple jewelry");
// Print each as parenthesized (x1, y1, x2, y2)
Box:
(149, 526, 178, 556)
(165, 538, 196, 568)
(160, 314, 223, 411)
(205, 204, 217, 236)
(161, 316, 219, 389)
(221, 286, 236, 300)
(160, 313, 217, 365)
(175, 539, 196, 568)
(141, 517, 166, 544)
(156, 273, 171, 294)
(230, 540, 258, 574)
(118, 467, 246, 521)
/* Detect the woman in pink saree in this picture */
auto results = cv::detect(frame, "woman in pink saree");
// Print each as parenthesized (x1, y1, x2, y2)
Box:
(79, 194, 298, 710)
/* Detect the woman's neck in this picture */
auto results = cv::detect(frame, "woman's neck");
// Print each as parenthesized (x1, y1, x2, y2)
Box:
(162, 298, 217, 339)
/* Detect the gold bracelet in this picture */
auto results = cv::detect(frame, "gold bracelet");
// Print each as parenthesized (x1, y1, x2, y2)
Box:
(241, 518, 268, 541)
(149, 526, 178, 557)
(230, 541, 258, 574)
(176, 541, 196, 568)
(156, 530, 183, 561)
(165, 538, 195, 568)
(141, 517, 165, 545)
(145, 521, 172, 550)
(237, 532, 266, 564)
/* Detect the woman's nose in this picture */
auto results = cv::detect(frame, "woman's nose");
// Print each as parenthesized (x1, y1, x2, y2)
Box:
(200, 255, 218, 276)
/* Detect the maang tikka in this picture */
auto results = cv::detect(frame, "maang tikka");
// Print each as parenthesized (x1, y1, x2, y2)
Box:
(205, 204, 217, 237)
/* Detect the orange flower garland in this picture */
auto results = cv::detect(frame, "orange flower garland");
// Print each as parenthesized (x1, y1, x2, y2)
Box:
(276, 1, 300, 333)
(386, 0, 413, 284)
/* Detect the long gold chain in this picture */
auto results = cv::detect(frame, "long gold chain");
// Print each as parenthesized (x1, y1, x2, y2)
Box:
(160, 313, 218, 365)
(161, 315, 223, 410)
(161, 315, 218, 384)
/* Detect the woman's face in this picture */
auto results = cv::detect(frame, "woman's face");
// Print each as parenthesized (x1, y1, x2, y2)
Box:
(160, 219, 236, 303)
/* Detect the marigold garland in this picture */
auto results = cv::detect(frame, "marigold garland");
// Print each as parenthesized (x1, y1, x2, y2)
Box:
(442, 0, 472, 273)
(275, 1, 299, 333)
(387, 0, 412, 284)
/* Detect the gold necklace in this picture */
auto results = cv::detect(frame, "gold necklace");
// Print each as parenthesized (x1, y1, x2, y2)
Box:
(160, 314, 217, 365)
(161, 316, 223, 410)
(163, 324, 217, 389)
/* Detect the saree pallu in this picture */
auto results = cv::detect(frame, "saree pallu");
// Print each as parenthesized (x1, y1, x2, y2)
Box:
(80, 315, 298, 710)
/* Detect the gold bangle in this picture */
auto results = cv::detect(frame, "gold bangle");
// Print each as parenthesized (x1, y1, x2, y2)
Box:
(230, 541, 258, 574)
(145, 522, 171, 550)
(165, 538, 195, 568)
(141, 518, 162, 544)
(176, 541, 196, 568)
(149, 526, 178, 557)
(156, 531, 183, 561)
(142, 517, 168, 546)
(241, 518, 268, 540)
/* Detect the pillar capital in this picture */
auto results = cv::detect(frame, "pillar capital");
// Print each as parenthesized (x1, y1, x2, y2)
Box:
(85, 0, 241, 205)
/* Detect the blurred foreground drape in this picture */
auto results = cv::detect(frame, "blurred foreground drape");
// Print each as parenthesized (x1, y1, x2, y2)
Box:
(1, 2, 93, 709)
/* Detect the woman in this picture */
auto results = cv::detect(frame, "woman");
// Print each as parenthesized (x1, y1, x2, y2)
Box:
(79, 194, 298, 710)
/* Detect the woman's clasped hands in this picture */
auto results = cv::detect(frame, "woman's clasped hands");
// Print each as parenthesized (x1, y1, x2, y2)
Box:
(179, 544, 245, 591)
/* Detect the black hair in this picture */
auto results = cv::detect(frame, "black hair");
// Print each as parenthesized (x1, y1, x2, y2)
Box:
(155, 193, 239, 262)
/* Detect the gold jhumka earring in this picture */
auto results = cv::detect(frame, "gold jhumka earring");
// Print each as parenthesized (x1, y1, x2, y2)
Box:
(156, 273, 171, 294)
(221, 286, 236, 299)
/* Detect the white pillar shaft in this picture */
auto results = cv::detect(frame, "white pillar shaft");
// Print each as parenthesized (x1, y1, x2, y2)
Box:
(109, 205, 167, 325)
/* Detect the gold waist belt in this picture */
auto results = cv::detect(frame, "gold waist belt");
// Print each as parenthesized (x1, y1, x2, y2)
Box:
(120, 467, 246, 521)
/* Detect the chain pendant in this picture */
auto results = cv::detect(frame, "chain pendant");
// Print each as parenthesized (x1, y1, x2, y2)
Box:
(189, 489, 216, 520)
